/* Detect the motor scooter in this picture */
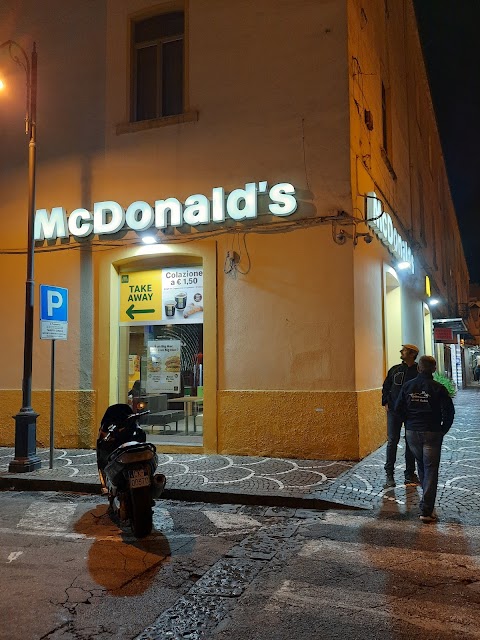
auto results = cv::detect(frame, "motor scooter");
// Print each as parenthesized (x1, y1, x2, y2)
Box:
(96, 403, 166, 538)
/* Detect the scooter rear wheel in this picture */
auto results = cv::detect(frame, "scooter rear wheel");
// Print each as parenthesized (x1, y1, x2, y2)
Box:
(129, 485, 153, 538)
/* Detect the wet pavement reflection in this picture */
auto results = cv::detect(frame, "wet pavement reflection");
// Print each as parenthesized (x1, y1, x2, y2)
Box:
(74, 504, 171, 595)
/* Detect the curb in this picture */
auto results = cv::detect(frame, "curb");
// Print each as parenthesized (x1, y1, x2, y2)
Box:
(162, 488, 364, 511)
(0, 475, 364, 512)
(0, 476, 100, 495)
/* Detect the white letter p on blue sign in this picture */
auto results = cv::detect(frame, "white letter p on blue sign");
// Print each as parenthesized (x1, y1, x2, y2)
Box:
(47, 291, 63, 317)
(40, 285, 68, 340)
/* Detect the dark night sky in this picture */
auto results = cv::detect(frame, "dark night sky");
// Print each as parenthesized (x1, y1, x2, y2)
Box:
(414, 1, 480, 284)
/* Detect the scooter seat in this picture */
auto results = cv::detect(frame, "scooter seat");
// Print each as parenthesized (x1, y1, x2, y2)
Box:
(107, 441, 156, 463)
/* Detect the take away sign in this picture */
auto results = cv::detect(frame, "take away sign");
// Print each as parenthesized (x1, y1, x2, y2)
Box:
(120, 270, 162, 323)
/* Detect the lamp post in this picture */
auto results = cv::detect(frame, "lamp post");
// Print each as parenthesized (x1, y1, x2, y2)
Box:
(0, 40, 41, 472)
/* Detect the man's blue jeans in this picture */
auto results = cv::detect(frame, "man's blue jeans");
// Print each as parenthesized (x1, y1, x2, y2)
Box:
(405, 430, 443, 516)
(384, 411, 416, 477)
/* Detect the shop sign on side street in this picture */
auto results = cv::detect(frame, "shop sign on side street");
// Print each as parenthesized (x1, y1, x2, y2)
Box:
(40, 285, 68, 340)
(365, 192, 415, 273)
(434, 327, 454, 343)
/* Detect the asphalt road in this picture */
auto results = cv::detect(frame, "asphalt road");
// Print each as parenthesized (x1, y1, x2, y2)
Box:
(1, 491, 479, 639)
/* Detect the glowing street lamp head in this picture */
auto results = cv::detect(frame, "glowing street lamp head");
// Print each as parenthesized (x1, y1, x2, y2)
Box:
(0, 79, 5, 91)
(429, 298, 439, 306)
(141, 234, 158, 245)
(398, 261, 411, 270)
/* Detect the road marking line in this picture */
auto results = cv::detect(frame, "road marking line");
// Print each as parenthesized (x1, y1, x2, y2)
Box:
(267, 580, 480, 637)
(297, 538, 480, 567)
(0, 525, 197, 542)
(17, 502, 78, 532)
(153, 508, 175, 531)
(203, 510, 262, 529)
(305, 512, 480, 539)
(0, 526, 88, 540)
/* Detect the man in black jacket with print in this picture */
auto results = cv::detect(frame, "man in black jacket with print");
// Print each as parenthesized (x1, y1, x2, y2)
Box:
(395, 355, 455, 523)
(382, 344, 420, 487)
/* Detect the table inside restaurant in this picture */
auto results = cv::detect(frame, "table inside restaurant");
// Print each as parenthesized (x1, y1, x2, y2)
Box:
(167, 396, 203, 434)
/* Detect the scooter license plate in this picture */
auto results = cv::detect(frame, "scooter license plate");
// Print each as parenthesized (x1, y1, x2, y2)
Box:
(128, 469, 150, 489)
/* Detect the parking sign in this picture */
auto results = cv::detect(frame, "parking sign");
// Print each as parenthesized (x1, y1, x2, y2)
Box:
(40, 285, 68, 340)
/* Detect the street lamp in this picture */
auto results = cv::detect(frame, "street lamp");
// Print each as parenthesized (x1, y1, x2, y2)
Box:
(0, 40, 41, 472)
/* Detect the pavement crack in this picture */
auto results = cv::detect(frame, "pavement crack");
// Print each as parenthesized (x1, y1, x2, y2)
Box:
(189, 571, 204, 581)
(38, 621, 72, 639)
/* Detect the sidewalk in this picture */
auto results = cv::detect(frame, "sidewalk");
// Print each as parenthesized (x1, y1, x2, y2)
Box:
(1, 388, 479, 519)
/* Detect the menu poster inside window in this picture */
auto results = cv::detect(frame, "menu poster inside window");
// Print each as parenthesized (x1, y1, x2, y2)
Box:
(146, 340, 181, 394)
(162, 267, 203, 324)
(128, 354, 141, 389)
(128, 355, 137, 376)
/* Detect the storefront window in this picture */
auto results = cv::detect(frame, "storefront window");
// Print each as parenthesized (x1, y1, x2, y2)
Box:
(384, 267, 402, 370)
(118, 264, 204, 445)
(423, 303, 433, 356)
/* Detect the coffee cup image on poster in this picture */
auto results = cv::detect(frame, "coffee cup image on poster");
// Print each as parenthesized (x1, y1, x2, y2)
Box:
(162, 267, 203, 324)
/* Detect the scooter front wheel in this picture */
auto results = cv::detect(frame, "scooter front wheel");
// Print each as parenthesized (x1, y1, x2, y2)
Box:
(129, 485, 153, 538)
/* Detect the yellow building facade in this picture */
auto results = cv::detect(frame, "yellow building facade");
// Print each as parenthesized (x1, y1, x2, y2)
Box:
(0, 0, 469, 460)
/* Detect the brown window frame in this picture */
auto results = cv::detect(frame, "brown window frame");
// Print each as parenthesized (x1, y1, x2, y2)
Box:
(131, 10, 185, 123)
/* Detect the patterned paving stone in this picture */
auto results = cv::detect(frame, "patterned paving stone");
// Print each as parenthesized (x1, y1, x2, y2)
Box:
(315, 387, 480, 518)
(0, 388, 478, 521)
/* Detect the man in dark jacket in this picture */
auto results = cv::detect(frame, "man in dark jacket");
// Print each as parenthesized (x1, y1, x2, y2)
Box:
(395, 355, 455, 523)
(382, 344, 420, 487)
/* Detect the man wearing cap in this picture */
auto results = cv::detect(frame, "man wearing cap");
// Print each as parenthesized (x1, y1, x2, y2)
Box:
(381, 344, 420, 487)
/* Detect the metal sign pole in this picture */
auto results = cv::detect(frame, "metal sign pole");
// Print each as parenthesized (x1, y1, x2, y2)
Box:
(49, 339, 56, 469)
